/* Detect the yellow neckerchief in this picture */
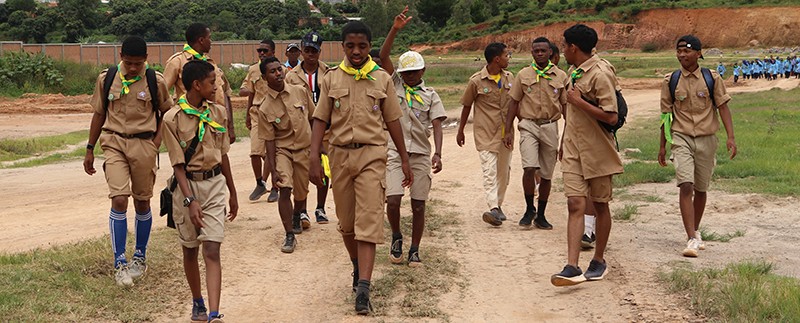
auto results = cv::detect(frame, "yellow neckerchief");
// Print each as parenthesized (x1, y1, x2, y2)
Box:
(403, 83, 424, 108)
(183, 44, 207, 61)
(177, 95, 226, 142)
(117, 62, 149, 95)
(488, 73, 502, 87)
(570, 68, 584, 86)
(531, 60, 554, 82)
(339, 56, 379, 81)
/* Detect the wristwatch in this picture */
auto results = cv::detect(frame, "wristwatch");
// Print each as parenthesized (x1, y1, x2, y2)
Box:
(183, 196, 196, 207)
(86, 143, 95, 150)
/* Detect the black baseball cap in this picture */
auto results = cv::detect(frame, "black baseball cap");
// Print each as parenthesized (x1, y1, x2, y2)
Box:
(677, 35, 704, 59)
(302, 32, 322, 51)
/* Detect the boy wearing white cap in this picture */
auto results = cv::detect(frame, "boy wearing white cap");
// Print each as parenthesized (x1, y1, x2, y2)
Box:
(380, 7, 447, 266)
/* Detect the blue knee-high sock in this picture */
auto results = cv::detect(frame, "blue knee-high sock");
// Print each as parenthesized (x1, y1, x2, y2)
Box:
(109, 209, 128, 267)
(134, 209, 152, 258)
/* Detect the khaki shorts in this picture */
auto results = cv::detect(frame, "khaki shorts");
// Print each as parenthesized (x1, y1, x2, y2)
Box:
(563, 172, 613, 203)
(330, 144, 387, 244)
(671, 132, 718, 192)
(518, 119, 559, 180)
(249, 107, 266, 157)
(100, 133, 158, 200)
(275, 147, 310, 201)
(171, 174, 227, 248)
(386, 150, 431, 201)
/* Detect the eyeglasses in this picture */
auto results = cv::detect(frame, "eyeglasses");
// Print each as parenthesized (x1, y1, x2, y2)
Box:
(256, 49, 270, 53)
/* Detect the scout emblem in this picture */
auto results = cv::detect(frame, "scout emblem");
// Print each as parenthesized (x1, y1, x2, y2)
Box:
(275, 117, 281, 124)
(137, 91, 146, 99)
(372, 105, 379, 111)
(678, 95, 686, 101)
(697, 91, 706, 98)
(335, 100, 341, 108)
(483, 87, 489, 93)
(108, 93, 114, 100)
(180, 140, 187, 148)
(415, 110, 421, 118)
(527, 87, 532, 93)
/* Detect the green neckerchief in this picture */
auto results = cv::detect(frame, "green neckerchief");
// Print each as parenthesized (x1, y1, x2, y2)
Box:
(403, 83, 424, 108)
(570, 68, 584, 86)
(177, 95, 226, 142)
(531, 60, 554, 82)
(339, 56, 380, 81)
(661, 113, 674, 144)
(183, 44, 207, 61)
(117, 62, 149, 95)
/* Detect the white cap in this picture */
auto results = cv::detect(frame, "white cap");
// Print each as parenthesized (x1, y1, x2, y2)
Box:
(397, 51, 425, 73)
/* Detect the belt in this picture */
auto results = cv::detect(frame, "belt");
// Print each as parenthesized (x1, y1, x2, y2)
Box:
(335, 143, 376, 149)
(527, 118, 558, 126)
(187, 164, 222, 181)
(104, 130, 155, 139)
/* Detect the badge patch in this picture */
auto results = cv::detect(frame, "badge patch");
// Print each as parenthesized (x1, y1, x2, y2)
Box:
(180, 140, 187, 148)
(678, 95, 687, 101)
(108, 93, 114, 100)
(527, 87, 532, 93)
(335, 100, 340, 108)
(483, 88, 489, 93)
(275, 117, 281, 124)
(137, 91, 146, 99)
(372, 105, 379, 111)
(697, 91, 706, 98)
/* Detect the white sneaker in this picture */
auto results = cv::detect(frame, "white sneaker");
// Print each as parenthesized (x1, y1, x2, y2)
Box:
(128, 256, 147, 279)
(695, 231, 706, 250)
(115, 265, 134, 287)
(682, 238, 700, 258)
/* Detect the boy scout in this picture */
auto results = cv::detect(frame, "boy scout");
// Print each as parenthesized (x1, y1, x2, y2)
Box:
(503, 36, 566, 230)
(285, 43, 302, 70)
(551, 24, 623, 286)
(163, 60, 238, 323)
(164, 23, 236, 144)
(658, 35, 737, 258)
(457, 42, 514, 226)
(285, 31, 331, 227)
(256, 56, 316, 253)
(83, 36, 172, 287)
(309, 21, 412, 314)
(241, 38, 280, 203)
(380, 7, 446, 267)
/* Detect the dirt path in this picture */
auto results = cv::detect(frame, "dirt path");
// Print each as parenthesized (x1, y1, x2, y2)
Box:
(0, 77, 797, 321)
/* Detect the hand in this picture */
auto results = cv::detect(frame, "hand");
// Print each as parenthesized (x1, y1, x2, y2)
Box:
(502, 132, 514, 150)
(309, 157, 324, 186)
(658, 146, 668, 167)
(152, 135, 162, 150)
(727, 138, 737, 160)
(558, 148, 563, 162)
(227, 195, 239, 221)
(392, 6, 412, 30)
(566, 85, 584, 106)
(228, 132, 236, 144)
(83, 151, 96, 175)
(245, 116, 252, 130)
(456, 131, 465, 147)
(188, 201, 205, 228)
(271, 170, 283, 185)
(401, 160, 414, 188)
(432, 153, 443, 174)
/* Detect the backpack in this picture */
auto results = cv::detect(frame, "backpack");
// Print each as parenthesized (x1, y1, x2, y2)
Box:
(579, 89, 628, 151)
(668, 67, 716, 108)
(102, 65, 161, 130)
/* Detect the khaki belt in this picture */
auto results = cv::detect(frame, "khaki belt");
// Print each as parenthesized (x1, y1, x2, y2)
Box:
(104, 130, 155, 139)
(187, 164, 222, 181)
(527, 118, 558, 126)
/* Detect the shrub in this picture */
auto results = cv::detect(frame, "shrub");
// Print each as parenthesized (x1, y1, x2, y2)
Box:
(641, 42, 659, 53)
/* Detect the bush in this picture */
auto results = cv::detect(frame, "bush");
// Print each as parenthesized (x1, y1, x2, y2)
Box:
(0, 51, 63, 89)
(224, 66, 248, 94)
(641, 42, 658, 53)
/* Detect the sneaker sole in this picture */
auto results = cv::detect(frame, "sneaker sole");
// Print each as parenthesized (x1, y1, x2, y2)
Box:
(550, 274, 587, 286)
(519, 223, 533, 230)
(581, 241, 595, 249)
(698, 244, 706, 251)
(585, 267, 609, 281)
(389, 254, 403, 264)
(408, 261, 423, 268)
(281, 247, 295, 253)
(129, 268, 147, 279)
(317, 219, 329, 224)
(534, 223, 554, 230)
(301, 219, 311, 229)
(482, 213, 502, 226)
(682, 248, 699, 257)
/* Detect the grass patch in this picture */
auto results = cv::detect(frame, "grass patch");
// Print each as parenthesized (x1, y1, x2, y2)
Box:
(660, 260, 800, 322)
(613, 161, 674, 188)
(0, 130, 89, 162)
(613, 204, 638, 221)
(0, 229, 185, 322)
(643, 195, 665, 203)
(699, 227, 746, 242)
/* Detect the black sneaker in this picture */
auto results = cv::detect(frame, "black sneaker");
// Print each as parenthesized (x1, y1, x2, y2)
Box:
(518, 210, 535, 228)
(584, 259, 608, 281)
(299, 210, 311, 229)
(292, 214, 303, 234)
(550, 265, 586, 286)
(355, 291, 373, 315)
(534, 214, 553, 230)
(408, 250, 422, 267)
(248, 184, 267, 201)
(191, 301, 208, 322)
(482, 208, 503, 226)
(281, 234, 296, 253)
(497, 207, 507, 221)
(581, 233, 596, 249)
(266, 187, 279, 203)
(351, 270, 359, 293)
(315, 208, 329, 224)
(389, 236, 403, 264)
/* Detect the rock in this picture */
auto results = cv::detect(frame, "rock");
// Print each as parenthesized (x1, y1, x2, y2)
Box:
(705, 48, 723, 56)
(749, 39, 760, 47)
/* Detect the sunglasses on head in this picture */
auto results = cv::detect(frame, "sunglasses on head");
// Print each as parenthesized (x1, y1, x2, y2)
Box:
(257, 48, 270, 53)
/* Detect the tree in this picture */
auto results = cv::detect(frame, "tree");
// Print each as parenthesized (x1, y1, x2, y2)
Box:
(58, 0, 100, 43)
(6, 0, 36, 13)
(360, 0, 388, 38)
(448, 0, 470, 26)
(417, 0, 455, 28)
(470, 0, 489, 24)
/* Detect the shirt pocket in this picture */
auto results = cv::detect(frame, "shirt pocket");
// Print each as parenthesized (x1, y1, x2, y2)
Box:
(328, 88, 350, 113)
(674, 89, 689, 111)
(366, 88, 387, 114)
(135, 89, 153, 113)
(548, 81, 565, 106)
(268, 108, 290, 131)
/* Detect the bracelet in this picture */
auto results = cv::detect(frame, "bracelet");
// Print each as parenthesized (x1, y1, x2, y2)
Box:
(86, 144, 95, 150)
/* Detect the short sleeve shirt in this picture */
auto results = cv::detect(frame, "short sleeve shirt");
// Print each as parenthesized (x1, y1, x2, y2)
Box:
(389, 73, 447, 155)
(660, 67, 731, 137)
(163, 51, 232, 105)
(240, 63, 262, 100)
(163, 101, 231, 172)
(90, 66, 173, 135)
(285, 62, 330, 105)
(509, 65, 567, 121)
(257, 83, 315, 150)
(460, 66, 515, 153)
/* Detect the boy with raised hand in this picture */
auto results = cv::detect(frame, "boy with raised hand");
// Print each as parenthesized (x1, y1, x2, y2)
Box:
(309, 21, 412, 314)
(551, 24, 623, 286)
(164, 23, 236, 144)
(256, 56, 316, 253)
(457, 42, 515, 226)
(284, 31, 332, 227)
(163, 60, 238, 323)
(503, 36, 566, 231)
(83, 36, 172, 287)
(241, 38, 280, 203)
(380, 6, 447, 267)
(658, 35, 736, 258)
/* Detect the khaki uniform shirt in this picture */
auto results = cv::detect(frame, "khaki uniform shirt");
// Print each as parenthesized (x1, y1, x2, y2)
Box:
(460, 66, 515, 153)
(660, 67, 731, 137)
(285, 62, 330, 104)
(313, 64, 403, 146)
(561, 55, 623, 179)
(389, 73, 447, 155)
(241, 63, 263, 103)
(90, 66, 173, 134)
(509, 64, 567, 121)
(163, 101, 231, 172)
(163, 51, 232, 105)
(257, 83, 315, 150)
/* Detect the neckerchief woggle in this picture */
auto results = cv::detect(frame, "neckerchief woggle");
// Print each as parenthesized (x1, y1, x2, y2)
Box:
(183, 44, 207, 61)
(117, 62, 150, 96)
(177, 95, 226, 142)
(339, 56, 379, 81)
(531, 60, 554, 82)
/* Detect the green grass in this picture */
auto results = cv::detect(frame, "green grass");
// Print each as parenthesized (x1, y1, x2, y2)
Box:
(0, 229, 186, 322)
(0, 130, 89, 162)
(699, 227, 746, 242)
(617, 88, 800, 196)
(660, 260, 800, 322)
(613, 204, 638, 221)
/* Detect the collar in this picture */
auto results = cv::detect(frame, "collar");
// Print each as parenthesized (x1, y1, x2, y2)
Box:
(680, 66, 704, 78)
(118, 63, 146, 78)
(266, 84, 287, 99)
(404, 80, 428, 92)
(479, 66, 507, 80)
(182, 50, 214, 63)
(533, 62, 557, 74)
(575, 55, 601, 73)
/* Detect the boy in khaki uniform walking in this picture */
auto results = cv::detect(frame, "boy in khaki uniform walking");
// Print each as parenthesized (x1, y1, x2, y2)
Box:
(163, 60, 238, 323)
(551, 24, 623, 286)
(164, 23, 236, 144)
(658, 35, 736, 258)
(256, 56, 316, 253)
(309, 21, 412, 315)
(83, 36, 172, 287)
(504, 36, 567, 230)
(457, 42, 515, 226)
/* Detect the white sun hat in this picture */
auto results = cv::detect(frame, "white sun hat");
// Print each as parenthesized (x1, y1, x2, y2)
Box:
(397, 51, 425, 73)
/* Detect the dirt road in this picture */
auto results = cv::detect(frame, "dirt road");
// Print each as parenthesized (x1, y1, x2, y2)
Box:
(1, 77, 797, 322)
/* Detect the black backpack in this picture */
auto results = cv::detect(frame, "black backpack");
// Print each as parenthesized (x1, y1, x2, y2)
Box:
(576, 83, 628, 151)
(102, 65, 161, 129)
(668, 67, 716, 108)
